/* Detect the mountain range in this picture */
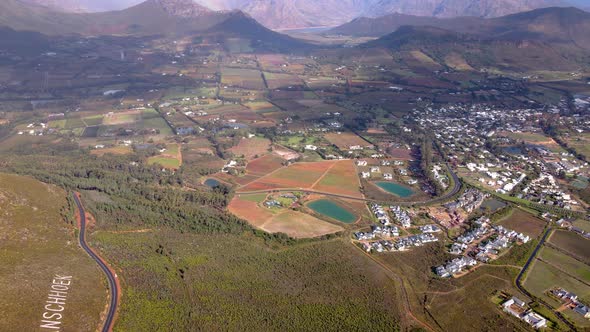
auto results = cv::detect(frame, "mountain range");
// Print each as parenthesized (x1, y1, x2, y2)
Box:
(359, 7, 590, 72)
(0, 0, 307, 52)
(332, 5, 590, 50)
(19, 0, 589, 29)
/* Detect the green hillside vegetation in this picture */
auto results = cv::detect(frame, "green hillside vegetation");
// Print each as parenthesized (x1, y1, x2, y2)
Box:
(94, 231, 400, 331)
(0, 173, 105, 331)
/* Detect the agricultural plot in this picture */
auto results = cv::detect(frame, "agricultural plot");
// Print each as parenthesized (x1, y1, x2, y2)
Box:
(312, 160, 362, 198)
(497, 209, 546, 237)
(103, 110, 141, 125)
(325, 132, 370, 151)
(524, 257, 590, 307)
(229, 137, 271, 160)
(0, 174, 105, 332)
(56, 108, 172, 139)
(239, 160, 363, 198)
(258, 54, 287, 71)
(244, 101, 280, 114)
(228, 196, 343, 238)
(239, 161, 336, 192)
(263, 72, 303, 89)
(549, 230, 590, 265)
(244, 154, 285, 177)
(221, 68, 265, 90)
(147, 143, 182, 170)
(387, 148, 414, 160)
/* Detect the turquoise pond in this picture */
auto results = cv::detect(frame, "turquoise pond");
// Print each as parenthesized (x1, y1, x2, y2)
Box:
(308, 200, 357, 224)
(204, 178, 221, 188)
(375, 182, 414, 198)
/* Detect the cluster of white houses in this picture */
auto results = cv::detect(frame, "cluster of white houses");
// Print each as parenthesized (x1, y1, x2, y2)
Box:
(362, 233, 439, 253)
(552, 288, 590, 319)
(354, 225, 400, 240)
(370, 204, 391, 225)
(369, 204, 412, 228)
(417, 103, 587, 211)
(390, 206, 411, 228)
(449, 217, 530, 263)
(431, 164, 449, 189)
(502, 297, 548, 329)
(435, 256, 478, 277)
(444, 189, 488, 213)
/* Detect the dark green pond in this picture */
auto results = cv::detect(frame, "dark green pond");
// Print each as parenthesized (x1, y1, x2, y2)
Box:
(204, 178, 221, 188)
(308, 199, 356, 224)
(375, 182, 414, 198)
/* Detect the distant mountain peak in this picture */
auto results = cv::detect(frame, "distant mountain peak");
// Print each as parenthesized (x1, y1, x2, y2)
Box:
(151, 0, 211, 17)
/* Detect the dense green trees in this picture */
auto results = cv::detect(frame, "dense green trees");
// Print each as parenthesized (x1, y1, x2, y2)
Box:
(1, 153, 249, 234)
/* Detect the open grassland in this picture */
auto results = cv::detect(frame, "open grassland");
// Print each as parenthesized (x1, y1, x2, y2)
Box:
(409, 50, 441, 68)
(504, 132, 564, 152)
(147, 156, 181, 169)
(498, 208, 546, 237)
(0, 174, 105, 332)
(261, 210, 344, 238)
(92, 230, 400, 331)
(573, 219, 590, 233)
(564, 133, 590, 160)
(444, 53, 474, 71)
(90, 146, 133, 156)
(376, 243, 536, 331)
(549, 230, 590, 265)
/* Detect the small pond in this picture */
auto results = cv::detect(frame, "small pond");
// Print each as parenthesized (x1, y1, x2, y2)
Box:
(308, 199, 357, 223)
(375, 182, 414, 198)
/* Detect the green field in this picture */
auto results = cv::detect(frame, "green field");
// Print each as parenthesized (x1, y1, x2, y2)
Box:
(147, 156, 181, 169)
(0, 173, 105, 332)
(549, 230, 590, 265)
(524, 258, 590, 307)
(239, 193, 268, 203)
(540, 247, 590, 286)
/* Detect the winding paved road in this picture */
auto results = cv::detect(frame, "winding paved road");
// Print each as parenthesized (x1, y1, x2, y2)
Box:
(73, 193, 119, 332)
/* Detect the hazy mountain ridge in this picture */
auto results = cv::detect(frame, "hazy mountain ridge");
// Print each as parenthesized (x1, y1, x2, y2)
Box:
(0, 0, 309, 53)
(361, 9, 590, 72)
(333, 6, 590, 50)
(15, 0, 587, 30)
